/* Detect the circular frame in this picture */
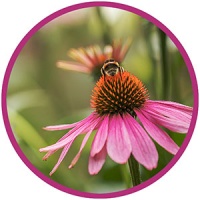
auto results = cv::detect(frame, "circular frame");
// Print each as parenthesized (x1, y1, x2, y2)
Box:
(1, 1, 198, 198)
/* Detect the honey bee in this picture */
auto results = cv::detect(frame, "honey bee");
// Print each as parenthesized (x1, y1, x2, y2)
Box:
(101, 59, 124, 76)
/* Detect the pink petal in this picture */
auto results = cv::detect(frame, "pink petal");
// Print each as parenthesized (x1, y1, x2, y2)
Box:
(90, 115, 109, 157)
(40, 113, 99, 152)
(106, 115, 132, 164)
(136, 110, 179, 155)
(56, 61, 91, 73)
(68, 115, 102, 168)
(124, 113, 158, 170)
(112, 38, 132, 62)
(146, 100, 192, 123)
(39, 128, 79, 152)
(119, 38, 132, 61)
(88, 144, 107, 175)
(112, 41, 121, 61)
(68, 48, 94, 67)
(43, 123, 78, 131)
(81, 47, 97, 66)
(43, 112, 97, 131)
(147, 100, 193, 114)
(68, 128, 95, 169)
(141, 108, 189, 133)
(144, 100, 192, 133)
(103, 45, 112, 58)
(49, 140, 73, 176)
(42, 125, 83, 160)
(42, 121, 89, 160)
(42, 150, 57, 160)
(91, 45, 102, 64)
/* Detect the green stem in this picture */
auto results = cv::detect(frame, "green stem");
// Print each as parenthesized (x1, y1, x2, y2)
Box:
(158, 28, 170, 100)
(120, 164, 132, 188)
(128, 155, 141, 186)
(143, 22, 158, 99)
(95, 7, 112, 44)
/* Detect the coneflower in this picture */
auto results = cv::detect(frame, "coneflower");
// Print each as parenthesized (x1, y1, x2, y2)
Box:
(40, 61, 192, 178)
(56, 39, 132, 80)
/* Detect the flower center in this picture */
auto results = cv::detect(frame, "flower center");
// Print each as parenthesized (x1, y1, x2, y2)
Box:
(91, 71, 149, 116)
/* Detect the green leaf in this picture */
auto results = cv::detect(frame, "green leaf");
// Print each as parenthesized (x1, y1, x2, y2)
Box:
(8, 107, 48, 159)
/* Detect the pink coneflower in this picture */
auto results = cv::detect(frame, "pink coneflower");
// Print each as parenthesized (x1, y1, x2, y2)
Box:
(56, 39, 132, 79)
(40, 69, 192, 176)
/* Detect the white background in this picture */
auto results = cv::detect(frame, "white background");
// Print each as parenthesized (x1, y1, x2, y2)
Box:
(0, 0, 199, 199)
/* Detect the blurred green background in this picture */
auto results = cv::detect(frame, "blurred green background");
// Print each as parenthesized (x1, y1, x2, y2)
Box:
(7, 7, 193, 193)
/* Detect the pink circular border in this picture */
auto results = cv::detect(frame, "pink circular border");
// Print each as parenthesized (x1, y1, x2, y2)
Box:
(1, 1, 198, 198)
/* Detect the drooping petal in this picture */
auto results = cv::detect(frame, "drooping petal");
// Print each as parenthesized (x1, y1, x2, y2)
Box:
(68, 48, 94, 67)
(147, 100, 193, 114)
(118, 38, 132, 61)
(112, 40, 122, 61)
(112, 38, 132, 62)
(103, 45, 112, 58)
(39, 113, 100, 152)
(144, 100, 192, 133)
(88, 144, 107, 175)
(141, 108, 189, 133)
(136, 110, 179, 155)
(43, 123, 78, 131)
(107, 115, 132, 164)
(42, 131, 72, 160)
(90, 115, 109, 157)
(42, 126, 81, 160)
(68, 127, 97, 169)
(76, 46, 100, 68)
(145, 100, 192, 124)
(49, 140, 73, 176)
(56, 61, 91, 73)
(42, 150, 57, 160)
(92, 45, 103, 64)
(43, 112, 97, 131)
(124, 113, 158, 170)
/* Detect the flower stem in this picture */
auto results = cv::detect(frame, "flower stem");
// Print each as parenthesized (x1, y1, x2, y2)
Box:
(142, 22, 158, 99)
(95, 7, 112, 44)
(158, 28, 170, 100)
(128, 155, 141, 186)
(120, 164, 132, 188)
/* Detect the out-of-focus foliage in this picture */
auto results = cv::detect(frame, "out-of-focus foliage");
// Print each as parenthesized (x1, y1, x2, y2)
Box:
(7, 7, 193, 193)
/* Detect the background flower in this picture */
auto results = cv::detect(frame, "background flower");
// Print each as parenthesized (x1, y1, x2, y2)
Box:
(57, 38, 132, 81)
